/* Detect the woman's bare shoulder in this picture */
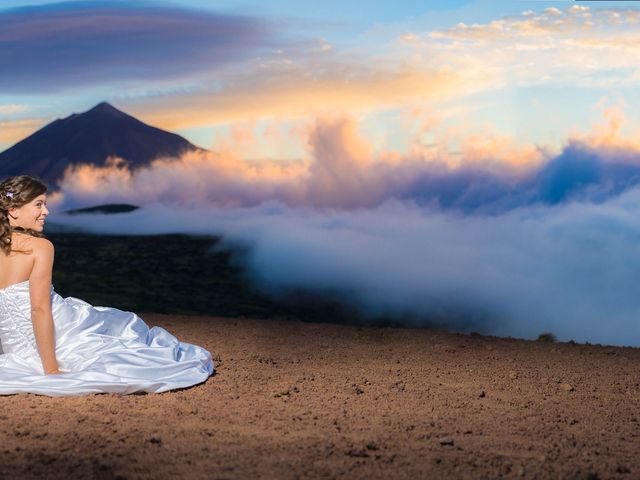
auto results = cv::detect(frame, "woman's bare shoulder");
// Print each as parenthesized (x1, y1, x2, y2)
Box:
(11, 233, 52, 252)
(27, 236, 54, 255)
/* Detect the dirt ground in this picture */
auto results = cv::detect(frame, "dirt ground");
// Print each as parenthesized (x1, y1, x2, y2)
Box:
(0, 314, 638, 479)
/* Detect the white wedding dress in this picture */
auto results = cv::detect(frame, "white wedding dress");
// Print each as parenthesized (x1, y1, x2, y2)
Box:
(0, 280, 214, 396)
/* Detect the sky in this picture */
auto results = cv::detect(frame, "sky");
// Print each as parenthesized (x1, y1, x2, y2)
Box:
(3, 0, 640, 346)
(2, 0, 640, 156)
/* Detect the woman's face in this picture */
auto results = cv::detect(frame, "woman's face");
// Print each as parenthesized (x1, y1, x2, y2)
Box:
(9, 194, 49, 232)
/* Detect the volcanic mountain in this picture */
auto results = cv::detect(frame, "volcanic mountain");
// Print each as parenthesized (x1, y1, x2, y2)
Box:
(0, 102, 203, 187)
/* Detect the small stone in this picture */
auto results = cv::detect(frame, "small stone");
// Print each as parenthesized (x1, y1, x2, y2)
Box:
(148, 436, 162, 445)
(560, 383, 574, 392)
(509, 371, 518, 380)
(617, 465, 630, 474)
(478, 389, 486, 398)
(345, 448, 369, 458)
(439, 436, 454, 446)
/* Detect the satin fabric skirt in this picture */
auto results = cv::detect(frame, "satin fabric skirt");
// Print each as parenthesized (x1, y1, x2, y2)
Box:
(0, 283, 214, 396)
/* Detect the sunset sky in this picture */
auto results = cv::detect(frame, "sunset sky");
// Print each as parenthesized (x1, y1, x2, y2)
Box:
(2, 0, 639, 162)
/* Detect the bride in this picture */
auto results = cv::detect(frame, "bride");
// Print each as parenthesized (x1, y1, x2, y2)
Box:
(0, 175, 214, 396)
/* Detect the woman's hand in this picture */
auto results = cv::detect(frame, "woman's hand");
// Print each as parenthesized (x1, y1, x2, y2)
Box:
(44, 368, 62, 375)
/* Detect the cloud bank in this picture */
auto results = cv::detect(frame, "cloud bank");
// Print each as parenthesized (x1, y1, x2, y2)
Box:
(50, 189, 640, 348)
(55, 113, 640, 214)
(47, 114, 640, 347)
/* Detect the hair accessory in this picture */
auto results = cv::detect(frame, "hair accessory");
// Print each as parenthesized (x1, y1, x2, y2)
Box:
(5, 192, 13, 198)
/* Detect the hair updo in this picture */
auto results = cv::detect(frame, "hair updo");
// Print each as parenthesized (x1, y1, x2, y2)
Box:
(0, 175, 48, 255)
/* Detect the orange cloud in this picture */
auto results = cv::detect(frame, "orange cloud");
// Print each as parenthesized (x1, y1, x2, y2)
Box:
(106, 4, 640, 140)
(569, 105, 640, 158)
(0, 118, 42, 146)
(56, 114, 550, 210)
(128, 62, 483, 131)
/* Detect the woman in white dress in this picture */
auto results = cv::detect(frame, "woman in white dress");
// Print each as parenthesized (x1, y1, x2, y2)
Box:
(0, 175, 215, 396)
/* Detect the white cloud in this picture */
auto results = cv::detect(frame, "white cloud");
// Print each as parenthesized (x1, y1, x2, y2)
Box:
(0, 103, 29, 116)
(50, 187, 640, 347)
(422, 5, 640, 89)
(43, 109, 640, 348)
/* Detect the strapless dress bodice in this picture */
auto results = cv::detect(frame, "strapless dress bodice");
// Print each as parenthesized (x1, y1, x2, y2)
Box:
(0, 280, 53, 357)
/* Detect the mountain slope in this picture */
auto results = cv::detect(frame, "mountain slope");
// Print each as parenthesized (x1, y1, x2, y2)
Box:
(0, 102, 203, 187)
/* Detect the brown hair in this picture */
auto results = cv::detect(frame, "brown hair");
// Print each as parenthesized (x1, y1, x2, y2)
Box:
(0, 175, 48, 255)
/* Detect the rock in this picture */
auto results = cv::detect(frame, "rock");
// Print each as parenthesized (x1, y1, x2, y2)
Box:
(439, 436, 454, 446)
(509, 371, 518, 380)
(345, 448, 369, 457)
(478, 389, 486, 398)
(617, 465, 630, 474)
(391, 380, 406, 392)
(560, 383, 574, 392)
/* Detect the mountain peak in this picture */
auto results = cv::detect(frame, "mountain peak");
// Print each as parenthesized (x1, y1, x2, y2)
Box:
(88, 101, 127, 116)
(0, 103, 204, 188)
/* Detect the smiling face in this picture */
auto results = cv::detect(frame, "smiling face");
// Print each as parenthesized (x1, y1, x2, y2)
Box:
(9, 193, 49, 232)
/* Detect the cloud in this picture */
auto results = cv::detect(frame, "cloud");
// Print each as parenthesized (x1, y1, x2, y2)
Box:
(132, 61, 472, 130)
(116, 4, 640, 135)
(42, 111, 640, 347)
(53, 109, 640, 214)
(53, 114, 530, 209)
(424, 5, 640, 89)
(429, 5, 598, 41)
(49, 187, 640, 348)
(2, 3, 639, 139)
(0, 105, 34, 148)
(0, 103, 30, 116)
(0, 1, 277, 92)
(56, 148, 310, 208)
(0, 118, 42, 147)
(0, 2, 481, 132)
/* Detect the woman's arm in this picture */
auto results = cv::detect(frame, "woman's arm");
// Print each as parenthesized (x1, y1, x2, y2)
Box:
(29, 238, 60, 375)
